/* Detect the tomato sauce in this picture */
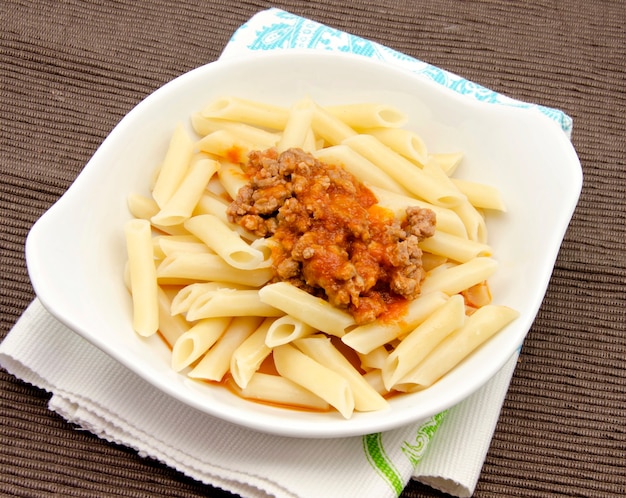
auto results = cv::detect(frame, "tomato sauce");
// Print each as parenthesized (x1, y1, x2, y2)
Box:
(227, 147, 436, 325)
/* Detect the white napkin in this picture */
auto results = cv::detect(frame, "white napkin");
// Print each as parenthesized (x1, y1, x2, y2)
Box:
(0, 8, 571, 498)
(1, 300, 518, 498)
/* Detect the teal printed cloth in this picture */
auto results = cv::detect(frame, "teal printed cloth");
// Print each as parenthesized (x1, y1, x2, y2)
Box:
(0, 8, 571, 498)
(222, 8, 573, 137)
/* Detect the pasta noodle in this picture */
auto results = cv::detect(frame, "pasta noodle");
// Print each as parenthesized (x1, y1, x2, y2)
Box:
(156, 252, 274, 287)
(184, 214, 267, 270)
(418, 231, 492, 263)
(122, 95, 518, 419)
(188, 316, 264, 382)
(258, 282, 356, 337)
(171, 317, 232, 371)
(184, 288, 283, 321)
(368, 185, 468, 238)
(201, 96, 289, 130)
(193, 191, 257, 242)
(429, 151, 464, 176)
(264, 315, 317, 348)
(454, 198, 489, 243)
(311, 103, 358, 145)
(313, 145, 409, 195)
(294, 335, 388, 412)
(151, 158, 219, 227)
(127, 193, 159, 220)
(156, 287, 190, 348)
(277, 97, 315, 152)
(151, 123, 195, 208)
(419, 256, 498, 296)
(216, 161, 248, 198)
(124, 219, 158, 337)
(365, 127, 428, 166)
(342, 134, 464, 207)
(451, 178, 506, 211)
(324, 103, 408, 129)
(170, 281, 251, 316)
(273, 343, 355, 419)
(191, 113, 281, 146)
(341, 291, 449, 354)
(381, 294, 466, 390)
(230, 317, 275, 389)
(155, 234, 212, 257)
(395, 304, 519, 390)
(231, 372, 330, 411)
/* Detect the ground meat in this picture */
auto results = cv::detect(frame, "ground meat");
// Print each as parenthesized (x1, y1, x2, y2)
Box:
(227, 147, 436, 324)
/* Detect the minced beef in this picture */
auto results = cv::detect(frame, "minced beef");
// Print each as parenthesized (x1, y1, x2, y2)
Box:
(227, 147, 436, 325)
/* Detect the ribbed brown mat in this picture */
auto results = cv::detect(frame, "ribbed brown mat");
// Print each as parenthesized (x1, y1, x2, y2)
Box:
(1, 1, 625, 497)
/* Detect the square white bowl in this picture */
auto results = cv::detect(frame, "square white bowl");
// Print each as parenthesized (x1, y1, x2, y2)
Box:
(25, 51, 582, 438)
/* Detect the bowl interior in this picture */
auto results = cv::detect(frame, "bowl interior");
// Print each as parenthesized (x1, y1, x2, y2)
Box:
(25, 51, 582, 437)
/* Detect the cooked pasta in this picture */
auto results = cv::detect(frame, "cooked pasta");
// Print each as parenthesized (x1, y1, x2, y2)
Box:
(122, 95, 518, 418)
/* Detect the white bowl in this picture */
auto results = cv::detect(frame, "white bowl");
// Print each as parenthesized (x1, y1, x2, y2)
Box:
(25, 51, 582, 438)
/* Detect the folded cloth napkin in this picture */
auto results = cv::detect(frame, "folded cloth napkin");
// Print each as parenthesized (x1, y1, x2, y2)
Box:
(0, 8, 572, 498)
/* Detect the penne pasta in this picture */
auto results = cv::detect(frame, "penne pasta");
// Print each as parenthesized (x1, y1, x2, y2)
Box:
(357, 346, 389, 371)
(324, 103, 407, 129)
(302, 128, 318, 152)
(156, 286, 191, 348)
(171, 317, 232, 372)
(451, 178, 507, 211)
(184, 214, 266, 270)
(127, 193, 159, 220)
(155, 234, 212, 257)
(294, 335, 389, 412)
(193, 190, 230, 217)
(124, 219, 159, 337)
(156, 252, 274, 287)
(152, 123, 194, 208)
(419, 257, 498, 296)
(277, 97, 315, 152)
(185, 288, 283, 321)
(170, 281, 251, 316)
(258, 282, 356, 337)
(123, 95, 518, 418)
(381, 294, 466, 390)
(396, 304, 519, 389)
(419, 230, 492, 263)
(273, 343, 355, 419)
(343, 134, 464, 208)
(230, 372, 330, 411)
(341, 291, 449, 354)
(368, 185, 468, 238)
(197, 130, 256, 164)
(193, 191, 257, 243)
(191, 112, 281, 146)
(230, 318, 275, 389)
(453, 198, 488, 243)
(264, 315, 317, 348)
(362, 369, 389, 396)
(429, 151, 464, 176)
(201, 96, 289, 130)
(311, 103, 358, 145)
(313, 145, 409, 195)
(365, 127, 428, 165)
(216, 161, 248, 199)
(188, 316, 263, 382)
(151, 159, 220, 227)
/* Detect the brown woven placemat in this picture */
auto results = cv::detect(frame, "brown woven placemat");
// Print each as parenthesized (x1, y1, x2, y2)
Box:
(1, 1, 625, 496)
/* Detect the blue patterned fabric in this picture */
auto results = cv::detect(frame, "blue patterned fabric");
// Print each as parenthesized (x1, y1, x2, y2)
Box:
(226, 8, 573, 137)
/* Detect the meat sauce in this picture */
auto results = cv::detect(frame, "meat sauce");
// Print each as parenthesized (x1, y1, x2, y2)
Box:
(227, 148, 436, 325)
